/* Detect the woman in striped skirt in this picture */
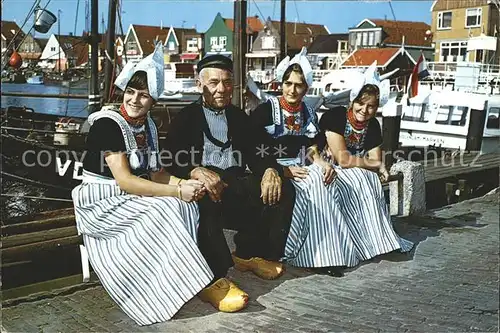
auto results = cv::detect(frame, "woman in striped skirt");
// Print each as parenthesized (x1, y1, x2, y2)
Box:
(250, 54, 412, 276)
(72, 44, 217, 326)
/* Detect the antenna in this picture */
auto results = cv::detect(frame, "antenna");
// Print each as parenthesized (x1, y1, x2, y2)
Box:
(84, 0, 90, 34)
(182, 20, 186, 28)
(101, 12, 106, 33)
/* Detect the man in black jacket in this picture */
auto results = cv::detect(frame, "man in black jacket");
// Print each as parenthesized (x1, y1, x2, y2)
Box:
(164, 55, 295, 313)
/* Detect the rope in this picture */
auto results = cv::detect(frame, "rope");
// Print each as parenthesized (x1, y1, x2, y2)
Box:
(1, 171, 73, 192)
(293, 0, 300, 23)
(251, 0, 266, 24)
(1, 193, 73, 202)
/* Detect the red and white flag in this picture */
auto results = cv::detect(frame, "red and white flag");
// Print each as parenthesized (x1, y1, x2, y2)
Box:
(407, 53, 430, 99)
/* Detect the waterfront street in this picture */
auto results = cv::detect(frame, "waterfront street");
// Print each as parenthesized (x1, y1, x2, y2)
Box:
(2, 189, 499, 332)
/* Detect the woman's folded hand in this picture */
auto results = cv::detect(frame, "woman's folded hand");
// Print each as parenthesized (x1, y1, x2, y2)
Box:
(284, 166, 309, 181)
(314, 160, 336, 185)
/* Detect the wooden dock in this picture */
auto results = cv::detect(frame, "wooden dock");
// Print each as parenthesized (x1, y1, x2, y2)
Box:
(423, 152, 500, 182)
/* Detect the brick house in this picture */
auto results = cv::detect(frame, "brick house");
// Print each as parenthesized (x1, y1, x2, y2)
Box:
(430, 0, 499, 63)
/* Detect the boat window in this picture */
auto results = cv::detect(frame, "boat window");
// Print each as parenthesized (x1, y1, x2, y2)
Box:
(486, 107, 500, 129)
(402, 103, 430, 123)
(435, 105, 468, 126)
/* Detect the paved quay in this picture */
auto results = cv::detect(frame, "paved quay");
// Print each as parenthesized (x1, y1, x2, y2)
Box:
(2, 189, 499, 333)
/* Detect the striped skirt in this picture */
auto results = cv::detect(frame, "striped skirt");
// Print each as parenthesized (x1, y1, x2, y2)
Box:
(284, 164, 413, 268)
(72, 181, 214, 326)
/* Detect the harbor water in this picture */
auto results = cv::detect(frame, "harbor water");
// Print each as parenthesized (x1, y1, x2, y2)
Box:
(1, 83, 89, 118)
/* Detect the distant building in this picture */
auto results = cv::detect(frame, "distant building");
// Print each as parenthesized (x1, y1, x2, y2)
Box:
(246, 17, 329, 83)
(347, 18, 433, 61)
(123, 24, 170, 64)
(307, 33, 349, 70)
(1, 21, 24, 54)
(39, 34, 87, 71)
(123, 24, 203, 64)
(430, 0, 499, 63)
(204, 13, 264, 58)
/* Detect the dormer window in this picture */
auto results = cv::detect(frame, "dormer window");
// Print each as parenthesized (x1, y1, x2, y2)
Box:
(262, 36, 276, 49)
(437, 11, 452, 30)
(465, 8, 482, 28)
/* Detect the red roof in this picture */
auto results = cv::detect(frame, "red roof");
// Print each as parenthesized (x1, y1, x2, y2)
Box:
(131, 24, 170, 55)
(342, 48, 400, 67)
(370, 19, 431, 47)
(1, 21, 23, 40)
(270, 20, 329, 51)
(224, 16, 264, 34)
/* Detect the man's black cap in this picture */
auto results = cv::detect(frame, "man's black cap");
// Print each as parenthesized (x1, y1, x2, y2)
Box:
(196, 54, 233, 73)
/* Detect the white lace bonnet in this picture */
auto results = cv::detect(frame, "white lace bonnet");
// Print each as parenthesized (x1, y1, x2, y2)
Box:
(349, 61, 391, 106)
(275, 47, 313, 87)
(114, 42, 165, 100)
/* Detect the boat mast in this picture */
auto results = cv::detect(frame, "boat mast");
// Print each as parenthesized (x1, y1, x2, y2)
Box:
(57, 10, 61, 73)
(280, 0, 286, 61)
(232, 0, 247, 110)
(88, 0, 101, 113)
(103, 0, 117, 103)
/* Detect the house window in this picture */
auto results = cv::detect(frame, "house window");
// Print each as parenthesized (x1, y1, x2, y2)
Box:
(219, 36, 227, 47)
(50, 46, 56, 51)
(187, 38, 198, 51)
(368, 32, 375, 46)
(465, 8, 482, 28)
(210, 37, 218, 47)
(355, 33, 362, 47)
(126, 42, 139, 55)
(362, 32, 368, 46)
(440, 41, 468, 62)
(339, 40, 348, 52)
(475, 49, 483, 62)
(437, 11, 452, 29)
(168, 41, 175, 51)
(486, 107, 500, 129)
(262, 36, 275, 49)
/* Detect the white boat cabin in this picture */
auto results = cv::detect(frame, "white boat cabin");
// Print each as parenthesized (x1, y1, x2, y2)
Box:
(397, 90, 500, 154)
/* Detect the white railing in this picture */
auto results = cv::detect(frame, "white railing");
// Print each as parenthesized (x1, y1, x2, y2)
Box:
(427, 62, 500, 82)
(312, 70, 331, 83)
(248, 69, 274, 83)
(248, 69, 339, 85)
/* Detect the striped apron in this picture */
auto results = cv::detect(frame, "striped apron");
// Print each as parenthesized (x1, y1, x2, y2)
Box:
(283, 163, 413, 268)
(72, 171, 214, 325)
(265, 97, 413, 268)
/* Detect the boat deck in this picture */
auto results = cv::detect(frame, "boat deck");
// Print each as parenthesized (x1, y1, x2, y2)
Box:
(2, 190, 499, 332)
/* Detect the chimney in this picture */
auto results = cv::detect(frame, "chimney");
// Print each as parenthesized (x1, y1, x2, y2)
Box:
(160, 20, 163, 30)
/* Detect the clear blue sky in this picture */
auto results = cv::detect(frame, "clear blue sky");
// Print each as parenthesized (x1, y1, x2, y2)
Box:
(4, 0, 433, 37)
